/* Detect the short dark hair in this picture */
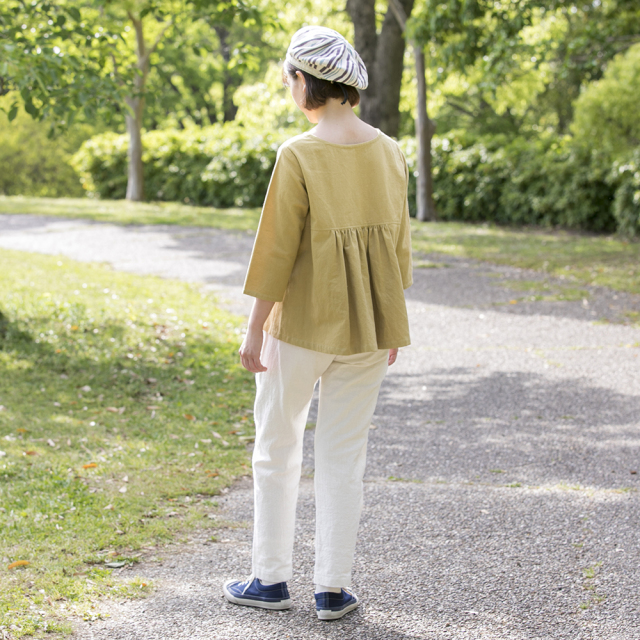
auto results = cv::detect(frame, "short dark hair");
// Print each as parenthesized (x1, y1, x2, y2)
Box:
(282, 61, 360, 109)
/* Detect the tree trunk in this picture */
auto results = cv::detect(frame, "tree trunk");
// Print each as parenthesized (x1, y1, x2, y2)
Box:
(347, 0, 414, 137)
(415, 46, 437, 221)
(124, 13, 171, 201)
(215, 26, 239, 122)
(386, 0, 437, 221)
(125, 95, 145, 201)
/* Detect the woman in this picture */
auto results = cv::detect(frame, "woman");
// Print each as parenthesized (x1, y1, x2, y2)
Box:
(223, 25, 413, 621)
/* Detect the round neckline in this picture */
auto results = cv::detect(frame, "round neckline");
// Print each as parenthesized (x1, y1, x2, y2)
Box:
(306, 128, 381, 147)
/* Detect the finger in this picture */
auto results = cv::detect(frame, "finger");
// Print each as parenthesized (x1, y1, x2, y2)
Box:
(242, 355, 257, 373)
(251, 356, 267, 372)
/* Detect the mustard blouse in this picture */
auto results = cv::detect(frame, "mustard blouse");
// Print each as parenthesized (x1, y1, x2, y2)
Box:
(243, 128, 413, 355)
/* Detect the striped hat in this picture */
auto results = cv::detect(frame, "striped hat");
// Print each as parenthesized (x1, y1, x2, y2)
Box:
(285, 26, 368, 90)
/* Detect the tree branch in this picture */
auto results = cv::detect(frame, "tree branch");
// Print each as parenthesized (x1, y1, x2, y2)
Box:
(145, 19, 174, 62)
(388, 0, 407, 31)
(445, 98, 476, 118)
(110, 52, 123, 85)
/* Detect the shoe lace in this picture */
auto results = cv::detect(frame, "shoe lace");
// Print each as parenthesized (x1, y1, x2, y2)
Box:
(240, 574, 255, 595)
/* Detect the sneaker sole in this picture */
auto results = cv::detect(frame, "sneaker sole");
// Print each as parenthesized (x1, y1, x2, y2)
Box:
(222, 582, 292, 610)
(316, 600, 359, 620)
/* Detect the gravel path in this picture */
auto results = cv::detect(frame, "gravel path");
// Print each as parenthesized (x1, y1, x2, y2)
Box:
(1, 214, 639, 640)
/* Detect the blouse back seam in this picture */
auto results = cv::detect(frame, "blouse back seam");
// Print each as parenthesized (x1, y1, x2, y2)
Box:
(311, 222, 402, 232)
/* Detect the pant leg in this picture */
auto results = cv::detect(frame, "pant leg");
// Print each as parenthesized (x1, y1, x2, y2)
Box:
(313, 348, 389, 587)
(252, 332, 334, 583)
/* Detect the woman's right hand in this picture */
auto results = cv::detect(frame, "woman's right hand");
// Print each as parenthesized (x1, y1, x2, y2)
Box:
(239, 327, 267, 373)
(388, 348, 398, 366)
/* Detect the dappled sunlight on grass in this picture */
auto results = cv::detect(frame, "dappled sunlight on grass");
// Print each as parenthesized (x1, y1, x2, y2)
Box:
(0, 249, 254, 636)
(411, 220, 640, 295)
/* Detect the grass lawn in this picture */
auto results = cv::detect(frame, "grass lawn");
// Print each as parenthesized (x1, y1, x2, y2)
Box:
(410, 221, 640, 296)
(0, 249, 255, 638)
(0, 196, 261, 232)
(1, 196, 638, 295)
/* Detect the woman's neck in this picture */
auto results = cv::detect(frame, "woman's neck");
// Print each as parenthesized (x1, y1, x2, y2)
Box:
(309, 100, 378, 145)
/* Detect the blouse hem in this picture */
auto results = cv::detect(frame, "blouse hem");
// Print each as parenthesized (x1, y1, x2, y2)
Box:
(266, 328, 411, 356)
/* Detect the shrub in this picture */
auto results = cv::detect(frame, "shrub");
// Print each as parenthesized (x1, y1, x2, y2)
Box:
(609, 150, 640, 238)
(572, 43, 640, 161)
(400, 133, 619, 234)
(0, 101, 92, 197)
(72, 124, 295, 207)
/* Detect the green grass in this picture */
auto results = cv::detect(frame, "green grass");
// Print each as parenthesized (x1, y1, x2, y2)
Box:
(0, 196, 260, 231)
(495, 279, 592, 304)
(410, 220, 640, 295)
(0, 249, 255, 638)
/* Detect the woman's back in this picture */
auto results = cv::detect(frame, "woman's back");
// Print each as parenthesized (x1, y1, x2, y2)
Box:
(283, 129, 407, 231)
(243, 128, 413, 356)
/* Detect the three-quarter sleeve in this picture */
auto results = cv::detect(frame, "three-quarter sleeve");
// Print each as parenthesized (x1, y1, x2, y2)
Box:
(243, 146, 309, 302)
(397, 157, 413, 289)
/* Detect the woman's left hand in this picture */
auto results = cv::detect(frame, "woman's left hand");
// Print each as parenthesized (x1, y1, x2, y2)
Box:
(388, 348, 398, 366)
(239, 328, 267, 373)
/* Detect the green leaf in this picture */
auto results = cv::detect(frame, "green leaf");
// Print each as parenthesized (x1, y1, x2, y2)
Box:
(7, 103, 18, 122)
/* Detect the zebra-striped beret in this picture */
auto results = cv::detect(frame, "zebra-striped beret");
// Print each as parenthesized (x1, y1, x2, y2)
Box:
(285, 26, 368, 90)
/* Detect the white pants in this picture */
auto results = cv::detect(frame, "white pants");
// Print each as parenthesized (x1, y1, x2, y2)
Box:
(251, 332, 389, 587)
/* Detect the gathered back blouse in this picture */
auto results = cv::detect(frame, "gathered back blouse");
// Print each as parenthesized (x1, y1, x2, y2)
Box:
(243, 128, 413, 355)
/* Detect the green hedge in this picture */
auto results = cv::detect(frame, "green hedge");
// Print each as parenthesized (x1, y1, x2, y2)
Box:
(609, 149, 640, 237)
(74, 124, 639, 237)
(0, 105, 91, 198)
(72, 124, 294, 208)
(399, 133, 627, 234)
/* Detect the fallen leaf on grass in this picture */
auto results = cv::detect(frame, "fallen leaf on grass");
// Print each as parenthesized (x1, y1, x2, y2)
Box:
(81, 385, 92, 392)
(103, 504, 114, 510)
(83, 463, 97, 469)
(211, 431, 222, 439)
(105, 561, 126, 568)
(206, 471, 219, 477)
(168, 434, 179, 439)
(184, 414, 196, 421)
(509, 300, 518, 305)
(25, 450, 37, 456)
(106, 407, 126, 414)
(47, 439, 56, 447)
(16, 428, 28, 433)
(8, 560, 30, 570)
(119, 486, 127, 493)
(146, 406, 160, 411)
(165, 511, 179, 517)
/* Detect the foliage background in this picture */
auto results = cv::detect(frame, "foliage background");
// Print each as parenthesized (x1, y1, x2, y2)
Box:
(1, 0, 639, 235)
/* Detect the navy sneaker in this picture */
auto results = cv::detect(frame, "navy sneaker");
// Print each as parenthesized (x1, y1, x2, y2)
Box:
(314, 588, 359, 620)
(222, 575, 292, 610)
